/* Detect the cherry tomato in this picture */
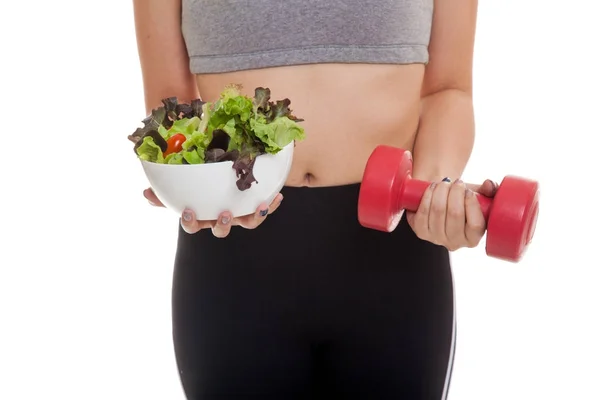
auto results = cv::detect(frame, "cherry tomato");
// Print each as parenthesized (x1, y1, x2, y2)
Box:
(164, 133, 186, 156)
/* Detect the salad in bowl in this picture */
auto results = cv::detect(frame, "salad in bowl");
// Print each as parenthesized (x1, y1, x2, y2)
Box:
(128, 84, 305, 220)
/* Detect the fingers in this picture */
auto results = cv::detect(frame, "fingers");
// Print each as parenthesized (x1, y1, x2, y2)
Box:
(466, 179, 498, 198)
(143, 188, 164, 207)
(267, 193, 284, 215)
(237, 193, 284, 229)
(480, 179, 499, 197)
(180, 208, 216, 235)
(428, 180, 452, 242)
(407, 177, 488, 250)
(211, 212, 233, 238)
(445, 180, 468, 250)
(179, 193, 284, 236)
(180, 208, 234, 237)
(464, 189, 487, 246)
(409, 182, 435, 240)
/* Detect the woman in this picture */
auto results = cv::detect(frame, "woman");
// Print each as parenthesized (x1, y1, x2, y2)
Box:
(133, 0, 497, 398)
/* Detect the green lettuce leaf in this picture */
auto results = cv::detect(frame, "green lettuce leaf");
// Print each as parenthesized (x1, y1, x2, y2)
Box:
(165, 116, 202, 140)
(136, 134, 165, 163)
(184, 147, 205, 164)
(128, 86, 305, 190)
(165, 152, 183, 164)
(250, 116, 305, 154)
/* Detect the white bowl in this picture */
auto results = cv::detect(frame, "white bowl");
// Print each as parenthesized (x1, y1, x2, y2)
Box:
(140, 143, 294, 220)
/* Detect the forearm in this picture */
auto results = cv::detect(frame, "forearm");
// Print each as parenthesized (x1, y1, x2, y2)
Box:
(411, 89, 476, 182)
(133, 0, 199, 115)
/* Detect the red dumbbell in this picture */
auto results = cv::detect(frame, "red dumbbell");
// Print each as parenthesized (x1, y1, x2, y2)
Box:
(357, 145, 540, 263)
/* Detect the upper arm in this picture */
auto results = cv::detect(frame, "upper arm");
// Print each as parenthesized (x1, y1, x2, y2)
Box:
(421, 0, 478, 97)
(133, 0, 199, 114)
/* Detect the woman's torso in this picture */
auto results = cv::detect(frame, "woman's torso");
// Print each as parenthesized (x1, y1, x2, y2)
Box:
(181, 0, 433, 187)
(194, 64, 425, 187)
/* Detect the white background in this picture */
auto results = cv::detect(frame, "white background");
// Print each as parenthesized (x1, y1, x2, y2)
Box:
(1, 0, 598, 399)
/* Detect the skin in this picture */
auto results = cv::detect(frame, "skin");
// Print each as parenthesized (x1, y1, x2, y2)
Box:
(134, 0, 497, 249)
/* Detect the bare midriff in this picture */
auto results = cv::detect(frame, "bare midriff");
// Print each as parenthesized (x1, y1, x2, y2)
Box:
(194, 63, 425, 187)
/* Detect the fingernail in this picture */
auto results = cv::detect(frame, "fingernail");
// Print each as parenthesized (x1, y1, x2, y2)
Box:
(259, 209, 268, 217)
(455, 179, 463, 185)
(182, 210, 192, 222)
(466, 189, 474, 197)
(220, 215, 230, 224)
(278, 194, 284, 203)
(430, 182, 437, 189)
(442, 177, 452, 183)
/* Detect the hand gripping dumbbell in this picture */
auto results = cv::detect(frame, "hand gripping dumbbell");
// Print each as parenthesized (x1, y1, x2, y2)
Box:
(357, 145, 540, 263)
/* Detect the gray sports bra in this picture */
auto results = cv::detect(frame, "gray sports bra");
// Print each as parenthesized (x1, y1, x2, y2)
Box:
(181, 0, 434, 74)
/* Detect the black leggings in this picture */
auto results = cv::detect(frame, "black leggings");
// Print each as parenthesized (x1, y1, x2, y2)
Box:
(172, 184, 455, 400)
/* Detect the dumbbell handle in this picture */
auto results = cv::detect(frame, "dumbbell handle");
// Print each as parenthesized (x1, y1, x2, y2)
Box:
(399, 179, 493, 220)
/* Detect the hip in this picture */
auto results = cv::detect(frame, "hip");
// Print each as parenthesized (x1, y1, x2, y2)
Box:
(173, 183, 452, 292)
(172, 182, 455, 399)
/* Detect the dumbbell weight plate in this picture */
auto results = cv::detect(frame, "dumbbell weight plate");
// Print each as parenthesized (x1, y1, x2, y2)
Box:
(485, 175, 539, 262)
(358, 145, 413, 231)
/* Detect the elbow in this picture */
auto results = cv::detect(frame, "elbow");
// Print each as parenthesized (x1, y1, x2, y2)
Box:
(422, 86, 473, 104)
